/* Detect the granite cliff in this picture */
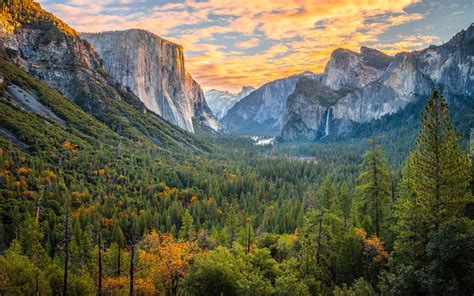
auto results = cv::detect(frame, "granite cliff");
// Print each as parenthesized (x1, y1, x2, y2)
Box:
(82, 30, 219, 133)
(0, 0, 208, 150)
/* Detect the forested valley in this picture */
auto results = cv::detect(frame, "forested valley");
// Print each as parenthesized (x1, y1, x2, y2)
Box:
(0, 86, 472, 295)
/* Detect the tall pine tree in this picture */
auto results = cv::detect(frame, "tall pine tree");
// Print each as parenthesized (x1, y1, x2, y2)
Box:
(403, 90, 469, 229)
(384, 90, 471, 295)
(356, 138, 390, 237)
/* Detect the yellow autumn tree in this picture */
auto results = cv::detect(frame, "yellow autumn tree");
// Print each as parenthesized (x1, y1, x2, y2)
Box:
(141, 231, 198, 296)
(355, 228, 388, 284)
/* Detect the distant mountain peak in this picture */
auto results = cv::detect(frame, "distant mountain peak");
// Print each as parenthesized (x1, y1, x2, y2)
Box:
(446, 23, 474, 54)
(360, 46, 394, 70)
(240, 86, 255, 93)
(360, 46, 383, 54)
(281, 24, 474, 142)
(205, 86, 255, 120)
(221, 72, 313, 133)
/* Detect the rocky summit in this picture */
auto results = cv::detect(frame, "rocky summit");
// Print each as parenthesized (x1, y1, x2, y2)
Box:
(82, 30, 219, 134)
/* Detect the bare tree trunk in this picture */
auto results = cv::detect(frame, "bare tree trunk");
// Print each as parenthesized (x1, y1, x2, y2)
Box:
(117, 244, 121, 277)
(129, 243, 135, 296)
(98, 230, 103, 296)
(316, 208, 324, 265)
(63, 209, 69, 296)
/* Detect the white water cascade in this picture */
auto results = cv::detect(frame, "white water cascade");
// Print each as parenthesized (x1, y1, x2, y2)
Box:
(324, 107, 331, 136)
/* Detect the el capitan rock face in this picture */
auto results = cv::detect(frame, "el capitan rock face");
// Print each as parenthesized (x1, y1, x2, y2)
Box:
(222, 72, 315, 134)
(82, 30, 219, 133)
(205, 86, 255, 120)
(281, 24, 474, 141)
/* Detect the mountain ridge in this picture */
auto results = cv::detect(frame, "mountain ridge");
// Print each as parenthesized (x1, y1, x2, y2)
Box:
(221, 72, 316, 134)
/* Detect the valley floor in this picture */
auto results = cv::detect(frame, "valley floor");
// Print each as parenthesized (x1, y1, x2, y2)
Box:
(0, 70, 472, 294)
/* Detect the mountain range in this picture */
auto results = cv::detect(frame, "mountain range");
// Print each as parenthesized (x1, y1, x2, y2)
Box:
(221, 72, 315, 134)
(281, 25, 474, 141)
(0, 0, 472, 148)
(218, 24, 474, 141)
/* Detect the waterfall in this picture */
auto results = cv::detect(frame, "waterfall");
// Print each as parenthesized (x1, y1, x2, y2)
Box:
(324, 107, 331, 136)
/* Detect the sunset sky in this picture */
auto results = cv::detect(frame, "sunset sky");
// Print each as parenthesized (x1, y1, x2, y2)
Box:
(38, 0, 473, 92)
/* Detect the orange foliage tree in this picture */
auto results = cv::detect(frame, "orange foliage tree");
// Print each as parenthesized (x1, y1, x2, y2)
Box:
(355, 228, 388, 284)
(140, 231, 198, 296)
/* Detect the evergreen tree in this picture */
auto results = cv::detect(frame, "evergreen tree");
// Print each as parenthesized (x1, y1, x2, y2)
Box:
(384, 91, 471, 295)
(403, 90, 469, 230)
(179, 209, 194, 240)
(356, 138, 390, 237)
(62, 202, 72, 296)
(224, 207, 239, 246)
(337, 183, 352, 231)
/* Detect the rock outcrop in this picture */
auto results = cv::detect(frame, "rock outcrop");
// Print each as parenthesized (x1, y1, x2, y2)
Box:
(281, 24, 474, 141)
(281, 76, 348, 141)
(0, 0, 207, 150)
(82, 30, 219, 133)
(322, 47, 392, 90)
(205, 86, 255, 119)
(222, 72, 315, 134)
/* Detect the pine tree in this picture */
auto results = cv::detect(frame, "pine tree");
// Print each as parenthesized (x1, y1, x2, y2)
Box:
(315, 179, 336, 264)
(179, 209, 194, 240)
(224, 207, 239, 246)
(403, 90, 469, 230)
(62, 203, 71, 296)
(384, 91, 471, 295)
(18, 216, 48, 296)
(356, 138, 390, 237)
(97, 224, 103, 296)
(337, 182, 352, 231)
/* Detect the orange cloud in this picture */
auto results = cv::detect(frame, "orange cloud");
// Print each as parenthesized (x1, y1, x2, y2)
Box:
(39, 0, 434, 92)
